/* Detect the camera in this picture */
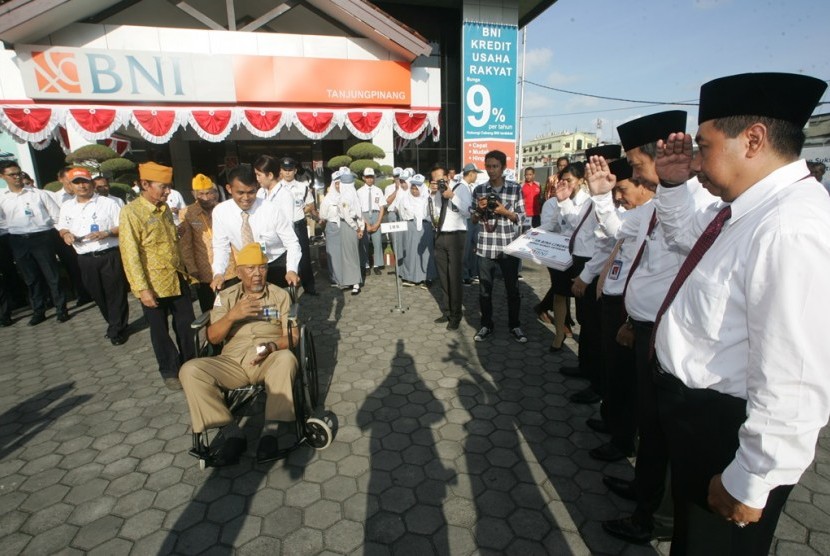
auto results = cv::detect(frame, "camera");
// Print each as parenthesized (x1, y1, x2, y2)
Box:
(437, 179, 448, 193)
(486, 192, 501, 211)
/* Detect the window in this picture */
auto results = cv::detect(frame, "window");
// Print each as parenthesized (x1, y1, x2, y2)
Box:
(565, 142, 570, 149)
(576, 139, 583, 150)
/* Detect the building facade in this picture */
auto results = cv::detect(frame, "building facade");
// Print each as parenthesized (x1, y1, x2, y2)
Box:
(520, 130, 597, 169)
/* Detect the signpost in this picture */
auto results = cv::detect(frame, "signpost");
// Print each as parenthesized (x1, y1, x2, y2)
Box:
(380, 221, 409, 313)
(461, 22, 518, 170)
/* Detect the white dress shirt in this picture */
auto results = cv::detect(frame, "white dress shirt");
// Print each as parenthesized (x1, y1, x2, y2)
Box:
(256, 182, 294, 223)
(654, 159, 830, 509)
(357, 184, 387, 213)
(211, 197, 301, 276)
(281, 180, 313, 222)
(560, 189, 599, 259)
(539, 197, 561, 232)
(166, 189, 186, 225)
(384, 183, 398, 213)
(600, 208, 640, 297)
(431, 182, 471, 233)
(0, 187, 61, 234)
(57, 194, 121, 254)
(52, 188, 74, 207)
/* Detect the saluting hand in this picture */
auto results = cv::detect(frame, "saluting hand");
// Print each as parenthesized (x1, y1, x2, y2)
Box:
(586, 155, 616, 196)
(656, 132, 694, 185)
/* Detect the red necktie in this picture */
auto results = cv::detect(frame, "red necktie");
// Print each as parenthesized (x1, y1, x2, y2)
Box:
(568, 200, 594, 254)
(649, 204, 732, 359)
(622, 208, 658, 298)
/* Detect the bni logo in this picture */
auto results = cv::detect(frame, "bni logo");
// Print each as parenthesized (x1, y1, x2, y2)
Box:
(32, 50, 81, 94)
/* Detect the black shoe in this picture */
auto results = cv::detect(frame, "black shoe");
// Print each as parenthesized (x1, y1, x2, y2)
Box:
(214, 437, 247, 467)
(110, 334, 127, 346)
(463, 279, 473, 286)
(304, 289, 319, 296)
(586, 418, 610, 434)
(0, 316, 11, 327)
(570, 387, 601, 404)
(75, 297, 93, 308)
(256, 435, 289, 464)
(56, 312, 71, 323)
(28, 314, 46, 326)
(560, 365, 583, 377)
(446, 320, 460, 331)
(590, 442, 632, 462)
(602, 516, 654, 544)
(602, 475, 637, 501)
(548, 344, 562, 353)
(434, 315, 449, 324)
(373, 268, 382, 276)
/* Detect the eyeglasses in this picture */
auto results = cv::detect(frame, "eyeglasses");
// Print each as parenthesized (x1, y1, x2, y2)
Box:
(3, 172, 22, 177)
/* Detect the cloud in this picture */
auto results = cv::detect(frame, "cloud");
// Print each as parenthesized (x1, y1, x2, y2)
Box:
(521, 90, 552, 112)
(522, 47, 553, 73)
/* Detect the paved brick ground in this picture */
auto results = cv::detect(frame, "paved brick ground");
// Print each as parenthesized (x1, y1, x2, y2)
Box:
(0, 261, 828, 555)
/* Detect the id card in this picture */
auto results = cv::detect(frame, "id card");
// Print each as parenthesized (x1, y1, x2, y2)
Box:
(609, 259, 623, 280)
(90, 223, 100, 233)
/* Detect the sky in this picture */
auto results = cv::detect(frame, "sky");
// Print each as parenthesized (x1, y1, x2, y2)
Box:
(518, 0, 830, 144)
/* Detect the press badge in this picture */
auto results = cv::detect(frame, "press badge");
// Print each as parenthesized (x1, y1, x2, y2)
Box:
(609, 259, 623, 280)
(23, 203, 33, 217)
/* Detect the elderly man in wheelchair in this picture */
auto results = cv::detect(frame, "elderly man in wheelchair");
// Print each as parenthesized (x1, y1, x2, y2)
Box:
(181, 242, 329, 468)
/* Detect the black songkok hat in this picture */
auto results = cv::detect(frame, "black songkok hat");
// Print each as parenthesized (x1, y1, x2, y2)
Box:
(698, 72, 827, 126)
(609, 158, 633, 182)
(617, 110, 687, 152)
(585, 144, 621, 160)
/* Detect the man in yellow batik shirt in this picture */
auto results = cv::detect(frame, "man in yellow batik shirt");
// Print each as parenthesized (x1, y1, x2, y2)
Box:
(180, 173, 236, 313)
(120, 161, 196, 390)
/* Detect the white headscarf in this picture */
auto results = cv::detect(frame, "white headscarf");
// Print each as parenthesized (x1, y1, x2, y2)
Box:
(398, 174, 430, 231)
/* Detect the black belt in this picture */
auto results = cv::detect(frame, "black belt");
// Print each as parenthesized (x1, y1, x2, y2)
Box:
(79, 246, 118, 258)
(11, 230, 52, 239)
(653, 360, 688, 394)
(438, 230, 465, 235)
(628, 317, 654, 328)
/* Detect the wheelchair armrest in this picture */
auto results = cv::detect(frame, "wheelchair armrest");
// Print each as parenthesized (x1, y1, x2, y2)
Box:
(288, 303, 299, 322)
(191, 311, 212, 330)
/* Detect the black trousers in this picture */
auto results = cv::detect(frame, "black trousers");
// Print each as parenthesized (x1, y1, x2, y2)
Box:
(631, 320, 670, 523)
(600, 295, 637, 453)
(293, 219, 316, 293)
(573, 258, 602, 393)
(77, 248, 129, 339)
(195, 282, 216, 314)
(655, 368, 794, 555)
(10, 230, 67, 315)
(0, 234, 26, 319)
(434, 231, 466, 322)
(266, 253, 288, 288)
(478, 254, 520, 330)
(53, 230, 90, 301)
(141, 276, 195, 378)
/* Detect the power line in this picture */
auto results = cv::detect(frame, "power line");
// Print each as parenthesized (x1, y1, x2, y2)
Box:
(523, 103, 678, 118)
(524, 80, 699, 106)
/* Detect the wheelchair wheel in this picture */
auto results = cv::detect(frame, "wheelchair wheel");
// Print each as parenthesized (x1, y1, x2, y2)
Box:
(299, 328, 319, 409)
(305, 417, 332, 450)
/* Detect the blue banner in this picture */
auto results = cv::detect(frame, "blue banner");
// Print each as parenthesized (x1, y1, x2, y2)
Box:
(462, 22, 518, 168)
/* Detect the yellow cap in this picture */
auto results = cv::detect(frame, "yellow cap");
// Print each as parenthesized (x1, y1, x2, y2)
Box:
(235, 243, 267, 266)
(139, 162, 173, 184)
(192, 173, 213, 191)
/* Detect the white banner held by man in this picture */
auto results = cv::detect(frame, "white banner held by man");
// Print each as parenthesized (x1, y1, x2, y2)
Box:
(504, 228, 573, 270)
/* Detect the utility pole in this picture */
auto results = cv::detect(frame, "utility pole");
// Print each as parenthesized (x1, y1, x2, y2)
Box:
(517, 26, 527, 171)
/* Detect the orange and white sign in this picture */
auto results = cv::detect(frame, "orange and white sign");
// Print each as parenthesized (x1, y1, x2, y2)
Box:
(15, 45, 411, 106)
(464, 139, 516, 172)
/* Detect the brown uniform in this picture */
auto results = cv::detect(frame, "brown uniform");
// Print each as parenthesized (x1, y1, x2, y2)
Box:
(180, 282, 298, 433)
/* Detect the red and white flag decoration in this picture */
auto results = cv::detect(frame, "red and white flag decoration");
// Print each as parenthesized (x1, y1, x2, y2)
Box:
(66, 108, 125, 141)
(0, 105, 440, 144)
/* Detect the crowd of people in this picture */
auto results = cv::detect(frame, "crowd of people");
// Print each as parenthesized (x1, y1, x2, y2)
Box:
(1, 69, 829, 554)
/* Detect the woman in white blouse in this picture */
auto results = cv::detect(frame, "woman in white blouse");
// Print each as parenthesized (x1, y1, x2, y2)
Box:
(319, 169, 364, 295)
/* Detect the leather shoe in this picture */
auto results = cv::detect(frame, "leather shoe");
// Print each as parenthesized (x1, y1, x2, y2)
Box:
(569, 387, 601, 404)
(602, 516, 654, 544)
(590, 442, 633, 462)
(28, 314, 46, 326)
(586, 417, 610, 434)
(434, 315, 449, 323)
(56, 312, 71, 323)
(603, 475, 637, 501)
(256, 434, 286, 464)
(560, 365, 582, 377)
(446, 320, 460, 331)
(214, 437, 247, 467)
(110, 333, 127, 346)
(0, 316, 12, 327)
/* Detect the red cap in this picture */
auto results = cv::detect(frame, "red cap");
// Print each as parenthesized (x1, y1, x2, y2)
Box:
(68, 168, 92, 182)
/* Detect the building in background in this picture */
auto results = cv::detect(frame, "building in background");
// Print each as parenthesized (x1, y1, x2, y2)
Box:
(0, 0, 554, 193)
(519, 130, 597, 168)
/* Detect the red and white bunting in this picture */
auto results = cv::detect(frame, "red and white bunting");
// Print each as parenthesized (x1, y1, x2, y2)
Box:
(0, 105, 439, 144)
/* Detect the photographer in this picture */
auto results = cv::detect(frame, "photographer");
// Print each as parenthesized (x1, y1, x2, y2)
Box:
(429, 162, 471, 330)
(471, 150, 526, 343)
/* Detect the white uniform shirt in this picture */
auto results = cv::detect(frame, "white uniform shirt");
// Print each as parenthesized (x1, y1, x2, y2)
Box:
(357, 184, 387, 213)
(0, 187, 61, 234)
(384, 183, 398, 213)
(52, 188, 74, 207)
(654, 159, 830, 509)
(431, 182, 471, 233)
(211, 197, 301, 276)
(57, 194, 121, 254)
(104, 195, 125, 208)
(281, 179, 312, 222)
(256, 182, 294, 224)
(166, 189, 186, 225)
(600, 207, 641, 297)
(560, 189, 599, 260)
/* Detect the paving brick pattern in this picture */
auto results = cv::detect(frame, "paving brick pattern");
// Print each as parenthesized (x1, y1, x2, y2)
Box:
(0, 262, 827, 555)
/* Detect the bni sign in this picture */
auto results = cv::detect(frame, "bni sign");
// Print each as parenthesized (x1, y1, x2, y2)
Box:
(461, 22, 518, 171)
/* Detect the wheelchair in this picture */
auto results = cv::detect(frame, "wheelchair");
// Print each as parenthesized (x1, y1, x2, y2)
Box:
(187, 286, 333, 469)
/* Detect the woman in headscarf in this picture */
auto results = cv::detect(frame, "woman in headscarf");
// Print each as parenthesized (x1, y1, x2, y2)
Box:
(395, 173, 436, 288)
(319, 169, 364, 295)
